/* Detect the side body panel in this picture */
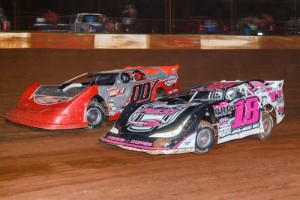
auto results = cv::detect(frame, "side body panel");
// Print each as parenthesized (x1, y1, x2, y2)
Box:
(214, 80, 285, 144)
(100, 66, 180, 121)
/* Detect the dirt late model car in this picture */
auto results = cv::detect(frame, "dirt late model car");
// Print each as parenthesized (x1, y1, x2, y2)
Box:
(5, 65, 179, 130)
(101, 80, 285, 154)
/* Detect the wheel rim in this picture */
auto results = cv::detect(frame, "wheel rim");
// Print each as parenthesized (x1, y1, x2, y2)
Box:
(262, 117, 272, 137)
(87, 108, 102, 126)
(197, 129, 212, 149)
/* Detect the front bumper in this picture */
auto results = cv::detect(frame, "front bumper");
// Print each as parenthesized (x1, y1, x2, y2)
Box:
(5, 107, 87, 130)
(100, 137, 194, 155)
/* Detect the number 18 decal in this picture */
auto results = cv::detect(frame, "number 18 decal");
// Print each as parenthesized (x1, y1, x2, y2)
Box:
(232, 96, 260, 129)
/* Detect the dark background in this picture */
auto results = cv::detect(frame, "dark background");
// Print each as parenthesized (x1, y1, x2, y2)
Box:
(1, 1, 299, 20)
(0, 0, 299, 31)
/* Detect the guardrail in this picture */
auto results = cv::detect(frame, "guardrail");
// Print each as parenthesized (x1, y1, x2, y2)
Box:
(0, 32, 300, 49)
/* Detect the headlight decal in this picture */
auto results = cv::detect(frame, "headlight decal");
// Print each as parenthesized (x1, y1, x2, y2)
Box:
(149, 116, 190, 138)
(109, 126, 119, 134)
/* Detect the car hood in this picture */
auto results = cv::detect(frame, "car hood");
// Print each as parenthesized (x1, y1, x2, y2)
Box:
(119, 100, 207, 134)
(33, 84, 88, 105)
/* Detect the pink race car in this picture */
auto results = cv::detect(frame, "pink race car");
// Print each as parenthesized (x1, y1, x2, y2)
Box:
(101, 80, 285, 154)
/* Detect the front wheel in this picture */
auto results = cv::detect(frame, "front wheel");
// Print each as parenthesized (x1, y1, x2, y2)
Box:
(195, 123, 215, 154)
(257, 112, 274, 140)
(87, 101, 104, 129)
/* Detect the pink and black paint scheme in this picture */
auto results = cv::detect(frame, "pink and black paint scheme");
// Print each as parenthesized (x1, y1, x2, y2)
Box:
(101, 80, 285, 154)
(5, 65, 180, 130)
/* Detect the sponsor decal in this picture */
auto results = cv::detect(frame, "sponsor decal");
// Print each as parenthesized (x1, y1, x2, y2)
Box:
(139, 108, 178, 115)
(220, 123, 260, 139)
(278, 106, 285, 114)
(209, 89, 224, 100)
(128, 120, 162, 127)
(107, 136, 125, 142)
(213, 102, 235, 117)
(184, 138, 191, 146)
(206, 82, 236, 90)
(108, 101, 114, 107)
(109, 88, 125, 97)
(173, 131, 196, 149)
(130, 140, 152, 147)
(219, 117, 229, 125)
(219, 123, 232, 138)
(35, 96, 64, 104)
(269, 90, 283, 102)
(127, 103, 187, 132)
(165, 76, 178, 87)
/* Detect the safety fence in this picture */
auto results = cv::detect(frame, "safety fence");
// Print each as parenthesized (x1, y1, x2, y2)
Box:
(0, 32, 300, 49)
(3, 15, 300, 36)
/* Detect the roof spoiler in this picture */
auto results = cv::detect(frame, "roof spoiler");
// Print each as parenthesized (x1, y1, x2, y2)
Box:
(124, 64, 179, 75)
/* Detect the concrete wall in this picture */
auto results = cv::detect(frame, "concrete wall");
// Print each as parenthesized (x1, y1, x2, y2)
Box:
(1, 33, 300, 49)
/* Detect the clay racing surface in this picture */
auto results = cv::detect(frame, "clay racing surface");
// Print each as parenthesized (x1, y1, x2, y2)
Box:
(0, 49, 299, 199)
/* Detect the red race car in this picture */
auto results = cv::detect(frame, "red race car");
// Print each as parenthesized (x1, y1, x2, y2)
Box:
(5, 65, 180, 130)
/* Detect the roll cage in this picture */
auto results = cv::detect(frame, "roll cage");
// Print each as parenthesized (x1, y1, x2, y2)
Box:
(163, 80, 266, 104)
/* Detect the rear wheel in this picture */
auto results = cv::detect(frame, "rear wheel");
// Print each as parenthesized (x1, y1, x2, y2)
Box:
(195, 122, 215, 154)
(257, 112, 274, 140)
(87, 101, 104, 129)
(155, 88, 166, 100)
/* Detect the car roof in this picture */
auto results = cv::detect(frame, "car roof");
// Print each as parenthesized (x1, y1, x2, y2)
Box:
(192, 81, 241, 92)
(205, 81, 238, 90)
(87, 68, 145, 75)
(88, 69, 124, 75)
(73, 13, 105, 16)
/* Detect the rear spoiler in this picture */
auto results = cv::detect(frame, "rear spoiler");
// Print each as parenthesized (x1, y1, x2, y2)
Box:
(156, 65, 179, 75)
(124, 64, 179, 75)
(265, 80, 284, 89)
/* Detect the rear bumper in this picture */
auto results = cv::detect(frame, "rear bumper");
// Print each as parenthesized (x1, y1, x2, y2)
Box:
(5, 107, 87, 130)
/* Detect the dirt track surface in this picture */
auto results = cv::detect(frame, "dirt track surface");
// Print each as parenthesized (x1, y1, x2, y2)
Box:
(0, 49, 299, 200)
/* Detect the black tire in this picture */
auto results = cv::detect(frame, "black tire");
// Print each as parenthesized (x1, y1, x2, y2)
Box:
(195, 122, 215, 154)
(86, 101, 104, 129)
(155, 88, 166, 100)
(257, 112, 274, 140)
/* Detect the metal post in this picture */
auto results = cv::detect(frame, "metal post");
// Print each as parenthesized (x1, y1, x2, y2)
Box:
(165, 0, 167, 33)
(14, 0, 17, 30)
(295, 0, 297, 20)
(296, 0, 298, 35)
(169, 0, 172, 34)
(231, 0, 233, 34)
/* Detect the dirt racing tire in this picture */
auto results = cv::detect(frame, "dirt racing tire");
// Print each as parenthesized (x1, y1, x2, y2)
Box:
(155, 88, 166, 100)
(257, 112, 274, 141)
(87, 101, 104, 129)
(195, 122, 215, 154)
